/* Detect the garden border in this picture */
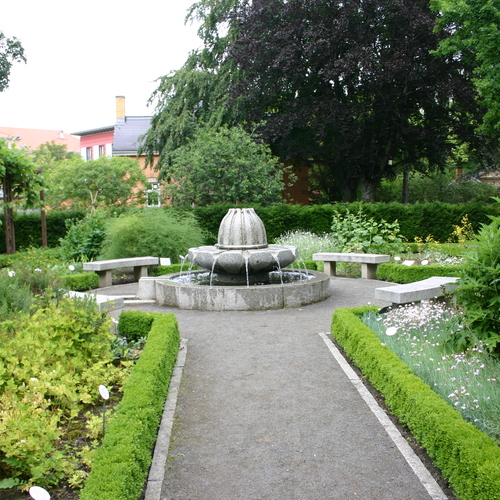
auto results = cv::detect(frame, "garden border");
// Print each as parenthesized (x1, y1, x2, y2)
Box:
(79, 313, 180, 500)
(331, 307, 500, 500)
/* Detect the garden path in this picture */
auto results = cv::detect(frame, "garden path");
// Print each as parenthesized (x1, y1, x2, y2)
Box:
(104, 278, 452, 500)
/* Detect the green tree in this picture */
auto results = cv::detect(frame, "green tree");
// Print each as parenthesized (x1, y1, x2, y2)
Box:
(32, 141, 78, 169)
(45, 156, 149, 211)
(164, 125, 288, 206)
(0, 30, 25, 92)
(432, 0, 500, 136)
(0, 140, 43, 254)
(227, 0, 480, 202)
(139, 0, 241, 171)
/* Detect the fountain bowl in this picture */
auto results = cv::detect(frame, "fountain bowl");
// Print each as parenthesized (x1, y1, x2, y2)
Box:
(138, 269, 331, 311)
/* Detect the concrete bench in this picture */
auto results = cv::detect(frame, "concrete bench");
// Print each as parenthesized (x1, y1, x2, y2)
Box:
(83, 256, 159, 287)
(312, 252, 390, 279)
(374, 276, 459, 305)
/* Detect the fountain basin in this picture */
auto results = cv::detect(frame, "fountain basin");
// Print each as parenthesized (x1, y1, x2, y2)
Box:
(138, 270, 331, 311)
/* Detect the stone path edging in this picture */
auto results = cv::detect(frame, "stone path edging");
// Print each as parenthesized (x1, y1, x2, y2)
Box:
(319, 332, 447, 500)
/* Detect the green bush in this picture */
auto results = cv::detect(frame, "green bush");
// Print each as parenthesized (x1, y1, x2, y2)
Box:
(117, 311, 156, 341)
(454, 200, 500, 352)
(330, 206, 404, 253)
(331, 307, 500, 500)
(99, 208, 205, 263)
(61, 272, 99, 291)
(0, 298, 121, 489)
(58, 211, 108, 262)
(376, 263, 463, 283)
(80, 313, 180, 500)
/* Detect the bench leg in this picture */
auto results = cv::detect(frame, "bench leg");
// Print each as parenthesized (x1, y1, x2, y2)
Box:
(134, 265, 149, 281)
(361, 263, 378, 279)
(97, 270, 113, 287)
(323, 261, 337, 276)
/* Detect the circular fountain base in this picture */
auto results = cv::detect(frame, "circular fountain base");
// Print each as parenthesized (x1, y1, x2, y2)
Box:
(139, 270, 331, 311)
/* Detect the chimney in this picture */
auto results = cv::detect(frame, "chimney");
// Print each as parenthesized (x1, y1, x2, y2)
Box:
(116, 95, 125, 123)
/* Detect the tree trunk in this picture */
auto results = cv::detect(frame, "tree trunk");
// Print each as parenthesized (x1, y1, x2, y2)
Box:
(360, 178, 377, 203)
(40, 189, 47, 247)
(3, 175, 15, 254)
(402, 168, 409, 204)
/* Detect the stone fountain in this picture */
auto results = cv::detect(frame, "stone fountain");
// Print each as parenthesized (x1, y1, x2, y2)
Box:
(138, 208, 331, 311)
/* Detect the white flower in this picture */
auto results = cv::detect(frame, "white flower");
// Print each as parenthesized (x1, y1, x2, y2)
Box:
(8, 270, 15, 277)
(421, 260, 429, 265)
(386, 326, 398, 336)
(35, 268, 42, 272)
(68, 264, 75, 271)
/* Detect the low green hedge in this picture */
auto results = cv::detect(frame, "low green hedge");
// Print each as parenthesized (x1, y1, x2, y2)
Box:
(61, 272, 99, 291)
(376, 263, 463, 283)
(118, 311, 157, 341)
(79, 313, 180, 500)
(331, 307, 500, 500)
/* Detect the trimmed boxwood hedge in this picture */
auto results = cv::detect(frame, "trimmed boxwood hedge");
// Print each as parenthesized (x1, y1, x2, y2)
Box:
(376, 263, 463, 283)
(61, 272, 100, 291)
(79, 313, 180, 500)
(331, 307, 500, 500)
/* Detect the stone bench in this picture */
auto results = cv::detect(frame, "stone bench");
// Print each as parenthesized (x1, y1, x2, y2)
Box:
(312, 252, 391, 279)
(374, 276, 459, 305)
(83, 256, 159, 287)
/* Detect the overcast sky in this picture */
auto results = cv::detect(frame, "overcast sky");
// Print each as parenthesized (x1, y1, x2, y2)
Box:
(0, 0, 202, 134)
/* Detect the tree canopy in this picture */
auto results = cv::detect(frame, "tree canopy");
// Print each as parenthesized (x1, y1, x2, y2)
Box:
(0, 140, 43, 253)
(45, 156, 149, 212)
(432, 0, 500, 137)
(164, 125, 288, 206)
(226, 0, 480, 201)
(0, 30, 26, 92)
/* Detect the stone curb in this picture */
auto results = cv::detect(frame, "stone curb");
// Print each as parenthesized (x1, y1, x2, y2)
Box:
(144, 338, 188, 500)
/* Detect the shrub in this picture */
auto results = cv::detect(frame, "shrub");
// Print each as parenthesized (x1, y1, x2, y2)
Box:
(99, 208, 205, 263)
(454, 199, 500, 352)
(117, 311, 156, 341)
(58, 211, 108, 262)
(331, 307, 500, 500)
(61, 272, 99, 291)
(80, 313, 180, 500)
(376, 263, 463, 283)
(0, 298, 124, 489)
(330, 207, 404, 253)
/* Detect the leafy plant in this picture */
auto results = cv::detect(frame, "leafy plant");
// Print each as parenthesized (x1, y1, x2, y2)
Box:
(0, 297, 128, 489)
(58, 211, 108, 261)
(330, 207, 404, 253)
(454, 199, 500, 352)
(99, 208, 205, 262)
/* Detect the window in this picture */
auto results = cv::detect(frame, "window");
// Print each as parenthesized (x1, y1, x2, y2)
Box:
(147, 183, 161, 207)
(85, 147, 93, 161)
(98, 145, 105, 157)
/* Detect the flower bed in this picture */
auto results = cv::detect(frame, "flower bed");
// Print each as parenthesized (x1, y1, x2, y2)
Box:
(331, 306, 500, 500)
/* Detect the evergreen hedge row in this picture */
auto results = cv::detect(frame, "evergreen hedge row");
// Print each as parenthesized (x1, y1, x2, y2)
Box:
(376, 263, 463, 283)
(79, 313, 180, 500)
(0, 209, 85, 253)
(331, 307, 500, 500)
(3, 202, 499, 254)
(193, 202, 500, 244)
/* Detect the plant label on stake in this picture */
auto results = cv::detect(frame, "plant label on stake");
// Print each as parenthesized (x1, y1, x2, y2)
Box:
(99, 384, 110, 437)
(29, 486, 51, 500)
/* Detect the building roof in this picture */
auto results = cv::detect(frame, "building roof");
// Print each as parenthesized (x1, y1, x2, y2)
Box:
(113, 116, 151, 155)
(71, 125, 115, 136)
(0, 126, 80, 152)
